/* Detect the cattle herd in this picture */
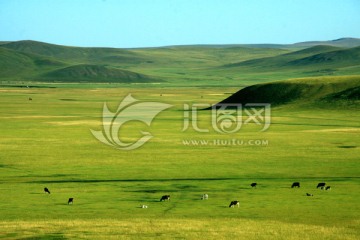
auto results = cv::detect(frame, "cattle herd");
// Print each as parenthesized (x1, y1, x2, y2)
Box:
(43, 181, 332, 208)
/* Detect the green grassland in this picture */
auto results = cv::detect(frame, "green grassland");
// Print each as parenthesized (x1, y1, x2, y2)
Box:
(0, 76, 359, 239)
(0, 39, 360, 239)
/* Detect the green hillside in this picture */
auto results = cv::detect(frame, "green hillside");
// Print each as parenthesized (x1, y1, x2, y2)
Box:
(224, 46, 360, 69)
(42, 64, 159, 83)
(0, 40, 141, 63)
(288, 46, 360, 67)
(0, 48, 35, 77)
(215, 75, 360, 107)
(293, 37, 360, 48)
(1, 39, 360, 85)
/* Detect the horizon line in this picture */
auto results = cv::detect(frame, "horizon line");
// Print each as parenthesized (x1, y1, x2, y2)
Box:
(0, 37, 359, 49)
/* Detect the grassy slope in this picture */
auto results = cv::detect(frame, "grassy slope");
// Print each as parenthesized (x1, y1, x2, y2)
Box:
(224, 45, 342, 68)
(42, 64, 158, 83)
(216, 75, 360, 107)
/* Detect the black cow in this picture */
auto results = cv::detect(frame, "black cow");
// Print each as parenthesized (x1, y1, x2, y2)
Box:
(44, 187, 50, 194)
(28, 97, 32, 101)
(160, 195, 170, 202)
(317, 183, 326, 189)
(306, 193, 313, 196)
(326, 186, 331, 191)
(250, 183, 257, 188)
(229, 200, 240, 208)
(68, 198, 74, 205)
(291, 182, 300, 188)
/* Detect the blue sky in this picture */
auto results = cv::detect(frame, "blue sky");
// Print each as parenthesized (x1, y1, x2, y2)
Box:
(0, 0, 359, 48)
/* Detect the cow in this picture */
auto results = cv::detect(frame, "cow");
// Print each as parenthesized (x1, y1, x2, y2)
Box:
(317, 183, 326, 189)
(291, 182, 300, 188)
(160, 195, 170, 202)
(28, 97, 32, 101)
(44, 187, 50, 194)
(229, 201, 240, 208)
(306, 193, 313, 196)
(68, 198, 74, 205)
(140, 205, 148, 208)
(250, 183, 257, 188)
(201, 194, 208, 200)
(326, 186, 331, 191)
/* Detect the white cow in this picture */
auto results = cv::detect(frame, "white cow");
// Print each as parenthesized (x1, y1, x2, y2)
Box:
(201, 194, 208, 200)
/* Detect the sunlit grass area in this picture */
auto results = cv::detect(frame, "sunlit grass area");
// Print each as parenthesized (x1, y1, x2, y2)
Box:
(0, 82, 359, 239)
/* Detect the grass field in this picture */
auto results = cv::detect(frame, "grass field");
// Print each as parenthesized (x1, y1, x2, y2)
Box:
(0, 82, 359, 239)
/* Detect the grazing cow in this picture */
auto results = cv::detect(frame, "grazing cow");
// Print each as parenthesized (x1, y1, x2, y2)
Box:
(250, 183, 257, 188)
(201, 194, 208, 200)
(229, 201, 240, 208)
(68, 198, 74, 205)
(44, 187, 50, 194)
(306, 193, 313, 196)
(140, 205, 148, 208)
(291, 182, 300, 188)
(160, 195, 170, 202)
(326, 186, 331, 191)
(317, 183, 326, 189)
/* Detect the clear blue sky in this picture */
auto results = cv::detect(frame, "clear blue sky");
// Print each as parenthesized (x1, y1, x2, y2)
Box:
(0, 0, 359, 48)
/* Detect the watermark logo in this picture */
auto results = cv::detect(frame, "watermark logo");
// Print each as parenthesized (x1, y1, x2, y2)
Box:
(90, 94, 172, 150)
(183, 103, 271, 133)
(212, 103, 242, 133)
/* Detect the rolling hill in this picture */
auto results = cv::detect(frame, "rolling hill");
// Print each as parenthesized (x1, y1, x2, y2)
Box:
(0, 40, 142, 63)
(224, 46, 360, 69)
(166, 38, 360, 49)
(213, 76, 360, 107)
(293, 38, 360, 48)
(1, 38, 360, 84)
(42, 64, 158, 83)
(287, 46, 360, 67)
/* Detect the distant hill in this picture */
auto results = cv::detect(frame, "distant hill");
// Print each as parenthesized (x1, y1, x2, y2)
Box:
(287, 46, 360, 67)
(167, 38, 360, 49)
(0, 47, 65, 78)
(1, 38, 360, 84)
(42, 64, 159, 83)
(0, 47, 35, 77)
(214, 76, 360, 107)
(293, 38, 360, 48)
(0, 40, 144, 63)
(225, 46, 360, 68)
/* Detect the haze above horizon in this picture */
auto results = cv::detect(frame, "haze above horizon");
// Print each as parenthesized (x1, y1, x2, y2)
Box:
(1, 0, 359, 48)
